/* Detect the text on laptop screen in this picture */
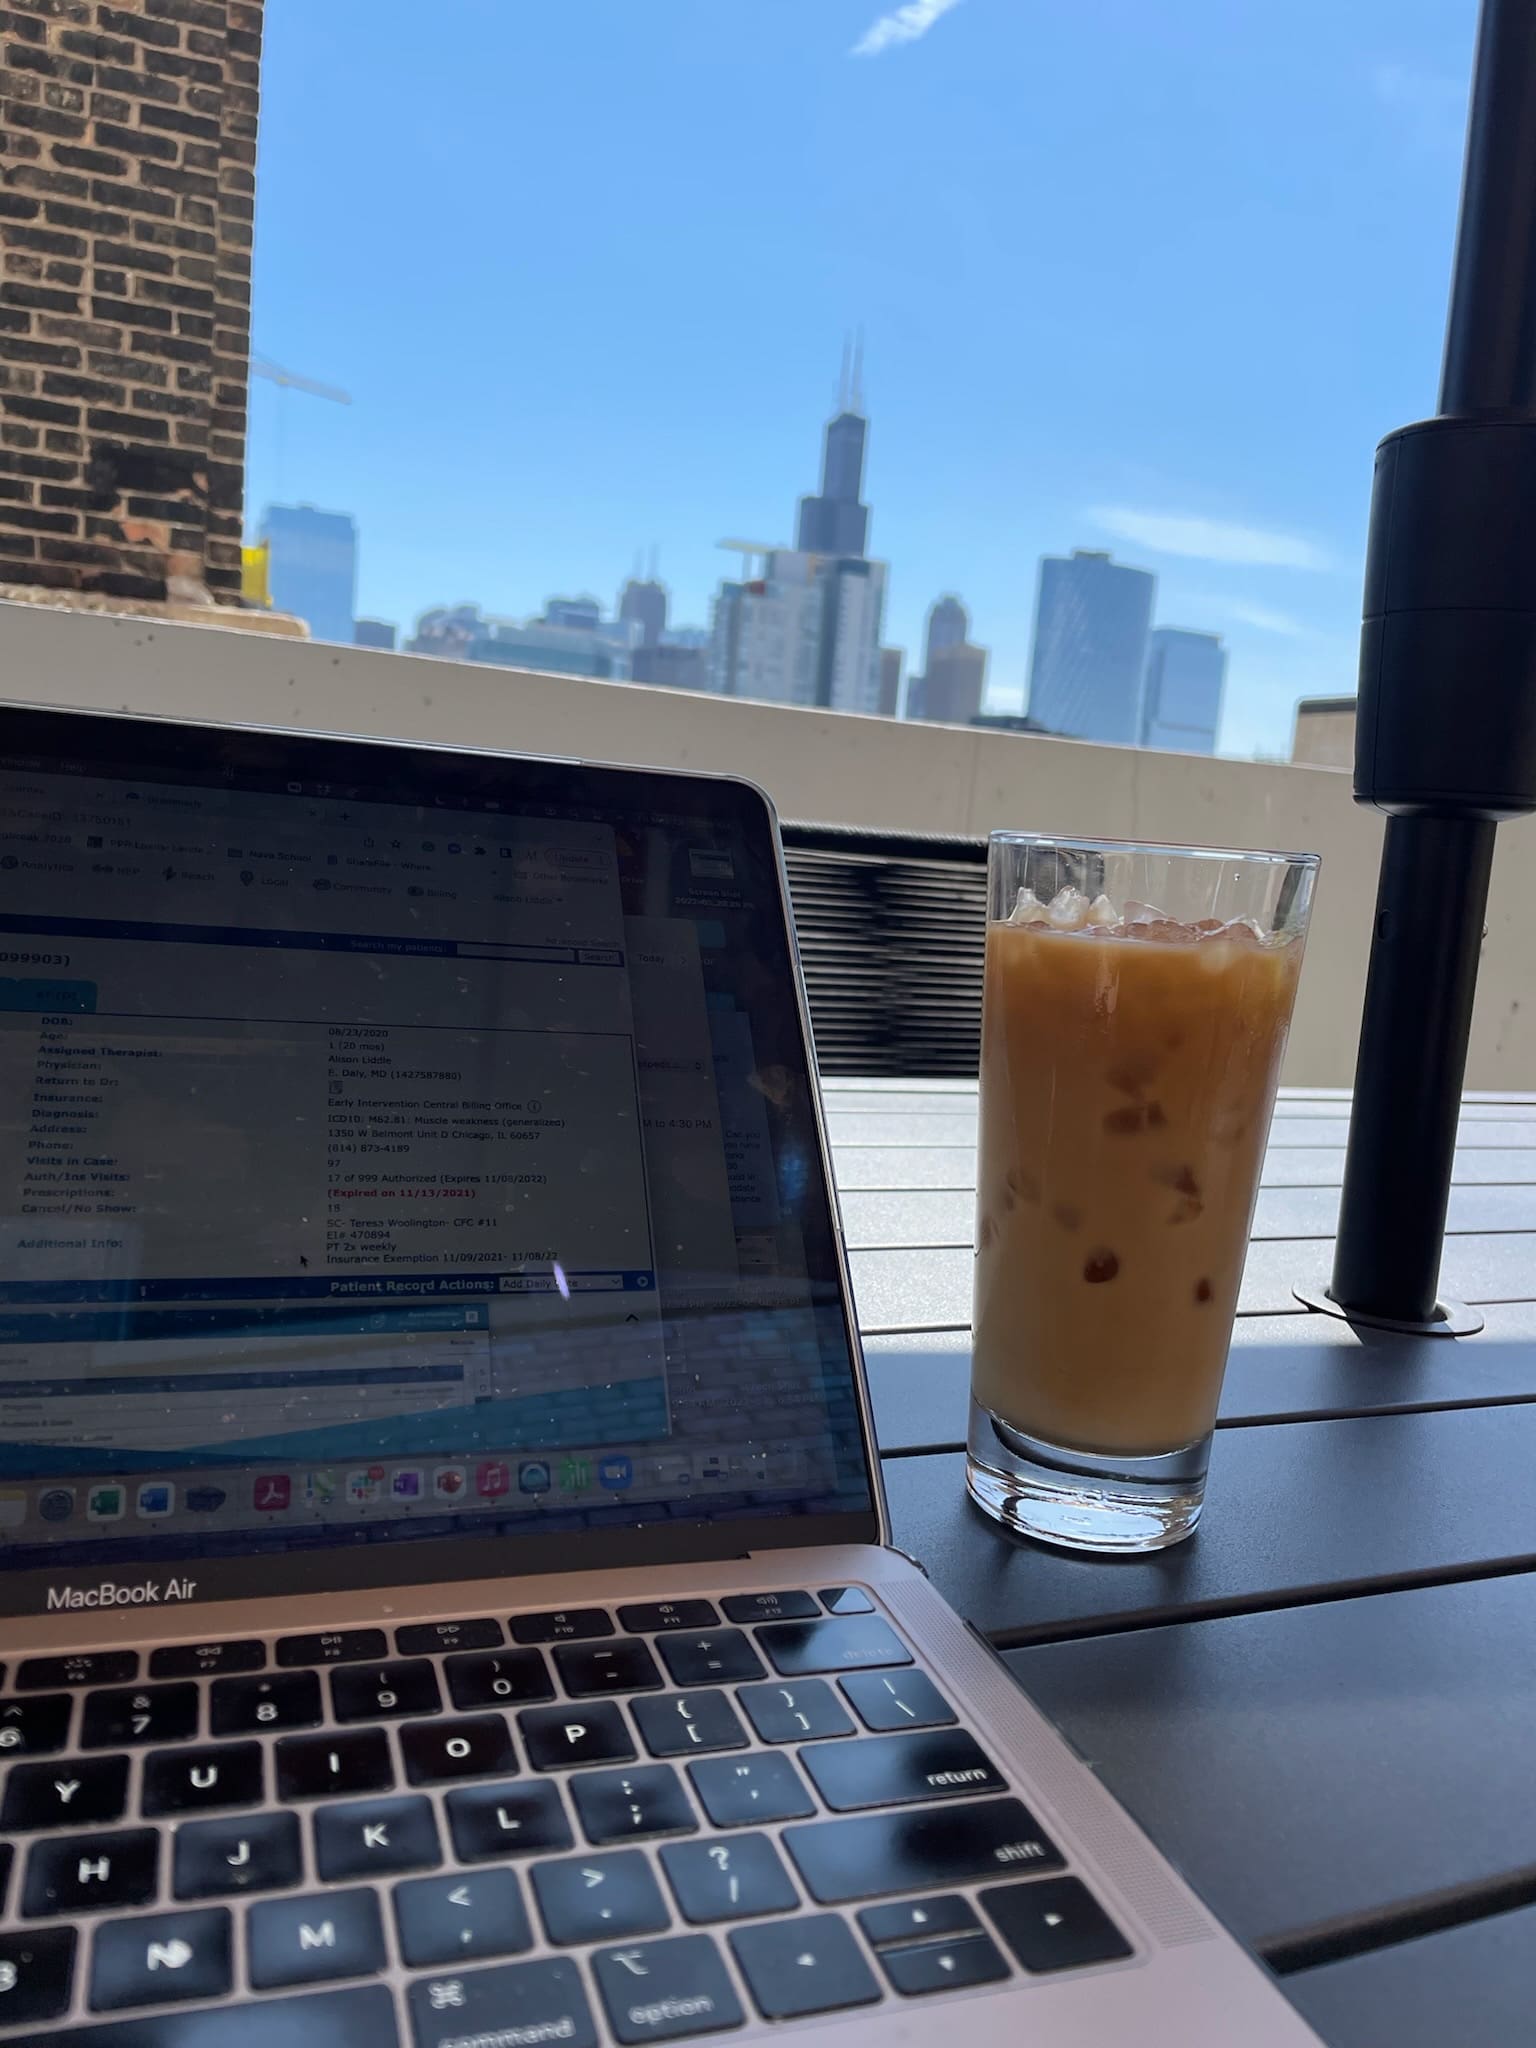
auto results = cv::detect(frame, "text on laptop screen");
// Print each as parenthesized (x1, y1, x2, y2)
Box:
(0, 750, 871, 1574)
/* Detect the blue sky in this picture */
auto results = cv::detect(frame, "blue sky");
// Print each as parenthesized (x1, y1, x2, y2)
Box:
(247, 0, 1477, 757)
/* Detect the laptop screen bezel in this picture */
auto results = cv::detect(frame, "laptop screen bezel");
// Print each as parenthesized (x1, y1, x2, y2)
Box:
(0, 702, 884, 1619)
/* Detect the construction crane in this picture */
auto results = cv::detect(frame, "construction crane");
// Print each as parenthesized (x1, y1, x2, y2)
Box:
(250, 354, 351, 406)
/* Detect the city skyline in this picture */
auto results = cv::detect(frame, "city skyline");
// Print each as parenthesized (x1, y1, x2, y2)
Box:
(246, 0, 1477, 756)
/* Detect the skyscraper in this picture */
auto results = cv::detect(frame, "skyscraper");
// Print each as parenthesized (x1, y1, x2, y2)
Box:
(354, 618, 398, 651)
(619, 575, 667, 649)
(924, 594, 969, 670)
(878, 646, 904, 717)
(796, 338, 872, 557)
(1141, 628, 1226, 754)
(1027, 549, 1156, 745)
(260, 505, 358, 645)
(916, 642, 989, 725)
(709, 549, 886, 713)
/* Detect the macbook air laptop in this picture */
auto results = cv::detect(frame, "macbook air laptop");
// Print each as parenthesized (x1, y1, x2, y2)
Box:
(0, 703, 1320, 2046)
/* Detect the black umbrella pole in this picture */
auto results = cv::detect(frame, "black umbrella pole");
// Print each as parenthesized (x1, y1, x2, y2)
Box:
(1331, 815, 1495, 1323)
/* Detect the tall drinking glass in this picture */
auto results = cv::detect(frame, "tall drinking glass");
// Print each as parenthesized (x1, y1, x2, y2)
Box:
(968, 834, 1318, 1552)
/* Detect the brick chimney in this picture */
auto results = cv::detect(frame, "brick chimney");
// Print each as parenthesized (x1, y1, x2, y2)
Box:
(0, 0, 262, 610)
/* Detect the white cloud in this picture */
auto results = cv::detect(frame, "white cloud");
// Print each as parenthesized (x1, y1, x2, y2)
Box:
(1088, 505, 1331, 572)
(851, 0, 964, 59)
(1224, 601, 1309, 637)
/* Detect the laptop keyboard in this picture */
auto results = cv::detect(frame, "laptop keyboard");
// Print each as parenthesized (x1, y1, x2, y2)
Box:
(0, 1586, 1133, 2043)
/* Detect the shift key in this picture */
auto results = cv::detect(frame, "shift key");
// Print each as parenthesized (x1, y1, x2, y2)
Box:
(782, 1798, 1063, 1903)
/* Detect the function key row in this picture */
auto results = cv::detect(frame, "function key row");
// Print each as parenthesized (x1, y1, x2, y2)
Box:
(4, 1590, 875, 1695)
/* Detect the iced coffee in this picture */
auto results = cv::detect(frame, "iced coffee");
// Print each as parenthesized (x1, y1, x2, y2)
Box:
(968, 836, 1316, 1552)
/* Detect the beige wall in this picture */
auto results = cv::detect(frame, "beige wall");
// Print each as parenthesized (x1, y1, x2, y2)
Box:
(1292, 702, 1357, 771)
(3, 598, 1532, 1088)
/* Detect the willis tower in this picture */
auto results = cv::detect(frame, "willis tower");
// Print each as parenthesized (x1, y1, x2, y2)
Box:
(796, 336, 870, 557)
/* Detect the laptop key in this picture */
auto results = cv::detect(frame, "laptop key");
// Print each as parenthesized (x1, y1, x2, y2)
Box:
(616, 1600, 719, 1634)
(721, 1591, 818, 1623)
(397, 1617, 503, 1655)
(519, 1700, 635, 1771)
(82, 1680, 199, 1748)
(841, 1669, 956, 1732)
(0, 1841, 10, 1912)
(89, 1905, 231, 2010)
(17, 1650, 137, 1690)
(315, 1794, 441, 1880)
(881, 1933, 1010, 1995)
(657, 1630, 764, 1687)
(2, 1753, 129, 1830)
(331, 1658, 442, 1722)
(394, 1867, 533, 1966)
(800, 1728, 1008, 1811)
(509, 1607, 613, 1644)
(783, 1798, 1063, 1904)
(408, 1958, 596, 2048)
(402, 1712, 516, 1784)
(444, 1648, 553, 1710)
(446, 1780, 573, 1861)
(531, 1850, 670, 1945)
(571, 1763, 698, 1843)
(275, 1728, 394, 1799)
(757, 1616, 912, 1677)
(688, 1752, 815, 1827)
(173, 1812, 302, 1898)
(859, 1894, 981, 1947)
(0, 1925, 75, 2023)
(144, 1739, 264, 1815)
(44, 1983, 398, 2047)
(632, 1689, 749, 1759)
(730, 1914, 880, 2019)
(660, 1834, 799, 1924)
(210, 1669, 322, 1736)
(820, 1586, 876, 1615)
(23, 1828, 159, 1916)
(149, 1639, 266, 1679)
(247, 1885, 387, 1988)
(738, 1679, 854, 1744)
(593, 1933, 744, 2043)
(980, 1876, 1133, 1972)
(554, 1640, 662, 1698)
(0, 1691, 72, 1756)
(276, 1629, 389, 1668)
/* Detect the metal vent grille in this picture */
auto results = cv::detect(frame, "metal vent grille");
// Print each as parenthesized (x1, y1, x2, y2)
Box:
(782, 824, 987, 1078)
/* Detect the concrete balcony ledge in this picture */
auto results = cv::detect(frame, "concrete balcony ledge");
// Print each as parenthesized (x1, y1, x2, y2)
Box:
(2, 596, 1532, 1089)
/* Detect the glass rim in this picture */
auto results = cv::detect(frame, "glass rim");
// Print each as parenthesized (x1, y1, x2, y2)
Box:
(987, 829, 1319, 870)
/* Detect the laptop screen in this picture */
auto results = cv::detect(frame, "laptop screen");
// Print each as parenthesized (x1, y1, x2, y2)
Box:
(0, 711, 875, 1612)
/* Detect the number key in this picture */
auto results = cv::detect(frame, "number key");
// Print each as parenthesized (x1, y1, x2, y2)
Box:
(210, 1670, 322, 1737)
(0, 1693, 71, 1757)
(82, 1681, 198, 1748)
(331, 1658, 441, 1722)
(445, 1648, 553, 1710)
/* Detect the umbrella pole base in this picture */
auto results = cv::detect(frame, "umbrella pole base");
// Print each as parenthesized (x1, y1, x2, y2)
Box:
(1293, 1285, 1484, 1338)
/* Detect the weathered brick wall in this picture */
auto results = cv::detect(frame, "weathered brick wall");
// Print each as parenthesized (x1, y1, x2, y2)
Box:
(0, 0, 262, 605)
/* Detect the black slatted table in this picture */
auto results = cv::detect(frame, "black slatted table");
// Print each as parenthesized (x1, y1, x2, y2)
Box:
(828, 1078, 1536, 2048)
